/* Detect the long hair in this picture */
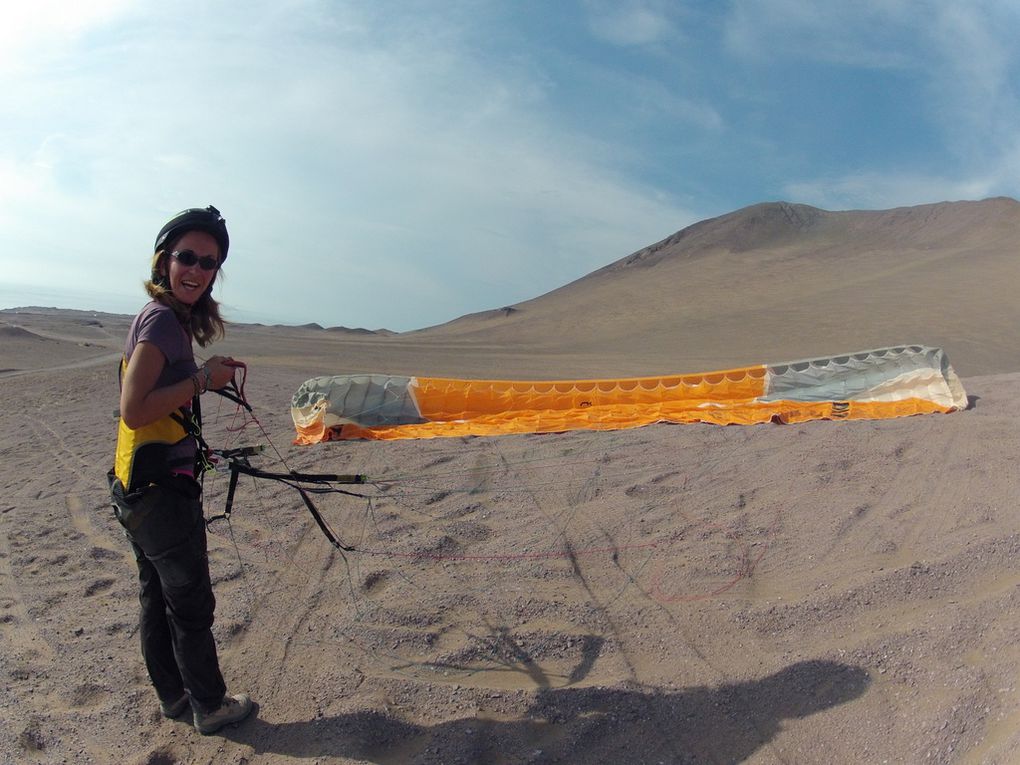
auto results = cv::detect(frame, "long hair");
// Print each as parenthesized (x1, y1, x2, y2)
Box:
(145, 248, 226, 347)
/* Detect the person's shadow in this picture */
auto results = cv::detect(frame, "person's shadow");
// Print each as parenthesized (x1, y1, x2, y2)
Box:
(227, 658, 869, 763)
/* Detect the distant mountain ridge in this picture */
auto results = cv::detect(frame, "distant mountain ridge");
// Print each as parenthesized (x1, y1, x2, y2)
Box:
(598, 197, 1019, 273)
(6, 198, 1018, 377)
(411, 197, 1020, 376)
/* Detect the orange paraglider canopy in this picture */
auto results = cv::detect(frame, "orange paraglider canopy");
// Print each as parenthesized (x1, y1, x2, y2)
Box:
(291, 345, 967, 443)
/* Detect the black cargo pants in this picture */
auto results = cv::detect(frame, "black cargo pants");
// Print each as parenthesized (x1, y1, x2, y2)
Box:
(110, 475, 226, 713)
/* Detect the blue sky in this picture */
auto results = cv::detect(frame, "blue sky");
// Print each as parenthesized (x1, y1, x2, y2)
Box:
(2, 1, 1018, 330)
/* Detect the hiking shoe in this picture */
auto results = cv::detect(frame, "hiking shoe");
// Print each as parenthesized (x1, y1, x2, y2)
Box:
(193, 693, 253, 735)
(160, 692, 190, 719)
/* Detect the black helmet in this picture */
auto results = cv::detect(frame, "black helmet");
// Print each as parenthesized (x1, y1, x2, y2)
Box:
(154, 205, 229, 261)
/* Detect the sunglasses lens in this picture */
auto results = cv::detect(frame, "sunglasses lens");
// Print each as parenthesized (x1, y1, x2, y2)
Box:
(173, 250, 219, 270)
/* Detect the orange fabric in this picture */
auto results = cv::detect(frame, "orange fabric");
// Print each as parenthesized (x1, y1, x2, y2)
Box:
(294, 419, 330, 445)
(411, 367, 768, 420)
(309, 396, 956, 442)
(774, 398, 956, 424)
(291, 359, 962, 444)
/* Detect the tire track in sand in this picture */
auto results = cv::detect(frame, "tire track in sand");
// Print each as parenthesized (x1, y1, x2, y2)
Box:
(0, 512, 57, 662)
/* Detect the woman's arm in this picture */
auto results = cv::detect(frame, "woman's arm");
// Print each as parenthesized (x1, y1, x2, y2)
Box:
(119, 341, 195, 429)
(120, 344, 241, 429)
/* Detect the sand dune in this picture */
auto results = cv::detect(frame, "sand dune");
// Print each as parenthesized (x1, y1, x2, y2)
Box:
(0, 316, 125, 374)
(408, 198, 1020, 377)
(1, 198, 1018, 764)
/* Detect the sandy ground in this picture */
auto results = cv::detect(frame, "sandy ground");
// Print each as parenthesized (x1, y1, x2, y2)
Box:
(1, 305, 1019, 765)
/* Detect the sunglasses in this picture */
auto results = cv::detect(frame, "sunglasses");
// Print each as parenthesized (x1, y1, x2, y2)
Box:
(171, 249, 220, 271)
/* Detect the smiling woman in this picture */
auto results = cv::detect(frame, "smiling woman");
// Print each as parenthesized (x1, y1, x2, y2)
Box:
(107, 205, 255, 736)
(145, 205, 230, 346)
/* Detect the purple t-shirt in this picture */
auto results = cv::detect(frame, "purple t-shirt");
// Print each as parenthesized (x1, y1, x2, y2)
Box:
(124, 300, 198, 472)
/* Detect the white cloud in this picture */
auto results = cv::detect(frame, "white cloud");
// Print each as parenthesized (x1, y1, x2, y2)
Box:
(727, 1, 1020, 207)
(0, 0, 134, 72)
(784, 171, 1000, 211)
(0, 1, 697, 329)
(925, 4, 1019, 160)
(3, 2, 1014, 329)
(584, 0, 678, 47)
(724, 0, 921, 68)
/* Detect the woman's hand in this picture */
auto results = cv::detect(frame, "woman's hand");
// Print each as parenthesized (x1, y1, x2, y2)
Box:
(202, 355, 243, 391)
(121, 349, 246, 430)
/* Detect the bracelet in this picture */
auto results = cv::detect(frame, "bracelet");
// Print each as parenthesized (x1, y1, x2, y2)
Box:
(190, 373, 201, 397)
(199, 364, 212, 393)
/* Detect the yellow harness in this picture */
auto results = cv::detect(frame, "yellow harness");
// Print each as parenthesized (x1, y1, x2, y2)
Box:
(112, 358, 198, 492)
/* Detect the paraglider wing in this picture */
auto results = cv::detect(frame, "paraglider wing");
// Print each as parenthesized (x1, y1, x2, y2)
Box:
(291, 345, 967, 443)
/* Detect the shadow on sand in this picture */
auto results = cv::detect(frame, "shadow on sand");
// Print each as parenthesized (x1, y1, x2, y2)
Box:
(227, 659, 869, 764)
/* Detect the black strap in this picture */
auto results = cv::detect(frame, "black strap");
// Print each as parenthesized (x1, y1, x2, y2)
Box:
(211, 380, 252, 412)
(223, 463, 241, 516)
(293, 483, 357, 553)
(228, 463, 366, 485)
(181, 366, 367, 554)
(206, 458, 367, 553)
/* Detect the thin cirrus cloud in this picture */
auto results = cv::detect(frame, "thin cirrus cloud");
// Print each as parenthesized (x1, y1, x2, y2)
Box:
(0, 1, 1017, 328)
(0, 1, 697, 329)
(584, 0, 678, 47)
(726, 0, 1020, 210)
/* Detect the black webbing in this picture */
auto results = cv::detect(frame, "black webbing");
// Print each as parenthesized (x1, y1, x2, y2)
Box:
(208, 459, 367, 553)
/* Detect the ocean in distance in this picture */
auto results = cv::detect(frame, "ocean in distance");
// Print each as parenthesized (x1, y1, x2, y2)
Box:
(0, 283, 276, 325)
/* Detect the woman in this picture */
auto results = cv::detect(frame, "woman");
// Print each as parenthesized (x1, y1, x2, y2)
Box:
(109, 205, 254, 735)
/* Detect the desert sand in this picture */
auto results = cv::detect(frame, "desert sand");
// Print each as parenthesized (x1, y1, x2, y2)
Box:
(1, 199, 1018, 764)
